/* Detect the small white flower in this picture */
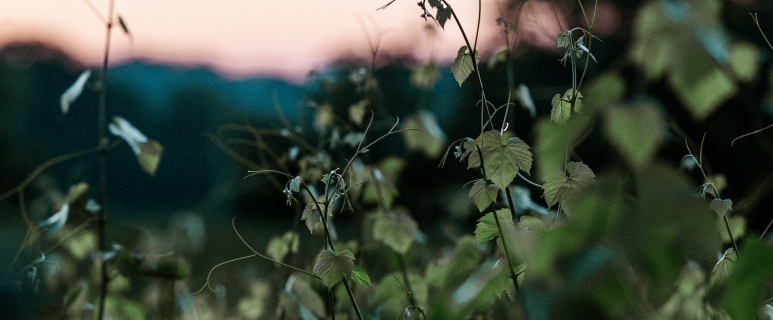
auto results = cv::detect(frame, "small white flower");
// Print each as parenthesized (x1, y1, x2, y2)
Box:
(39, 204, 69, 235)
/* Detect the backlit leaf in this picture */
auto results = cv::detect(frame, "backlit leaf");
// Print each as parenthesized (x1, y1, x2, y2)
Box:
(469, 180, 499, 212)
(108, 117, 163, 176)
(475, 209, 515, 243)
(373, 272, 427, 319)
(411, 63, 439, 89)
(451, 46, 480, 86)
(266, 231, 300, 262)
(469, 130, 532, 189)
(709, 198, 732, 216)
(350, 266, 372, 286)
(542, 162, 595, 209)
(60, 70, 91, 114)
(551, 89, 583, 124)
(313, 249, 355, 288)
(301, 196, 328, 234)
(604, 102, 664, 168)
(402, 111, 446, 159)
(372, 210, 419, 254)
(724, 240, 773, 320)
(436, 5, 452, 29)
(730, 42, 758, 82)
(138, 140, 163, 176)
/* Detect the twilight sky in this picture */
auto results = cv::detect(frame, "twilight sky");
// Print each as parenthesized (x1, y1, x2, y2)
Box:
(0, 0, 570, 82)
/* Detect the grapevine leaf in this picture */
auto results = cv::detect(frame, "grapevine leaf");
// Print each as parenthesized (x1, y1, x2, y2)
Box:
(451, 46, 480, 86)
(604, 103, 664, 168)
(475, 209, 515, 243)
(550, 89, 583, 124)
(301, 196, 328, 234)
(436, 5, 452, 29)
(60, 70, 91, 114)
(471, 130, 532, 190)
(469, 180, 499, 212)
(709, 198, 732, 216)
(556, 31, 570, 48)
(542, 162, 595, 209)
(373, 211, 419, 254)
(402, 111, 446, 159)
(350, 266, 372, 286)
(373, 272, 427, 319)
(313, 249, 355, 288)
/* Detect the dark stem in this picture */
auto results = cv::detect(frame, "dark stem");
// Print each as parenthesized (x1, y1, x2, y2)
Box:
(442, 0, 492, 131)
(329, 290, 337, 320)
(474, 145, 519, 294)
(723, 215, 741, 258)
(96, 1, 115, 319)
(397, 254, 426, 319)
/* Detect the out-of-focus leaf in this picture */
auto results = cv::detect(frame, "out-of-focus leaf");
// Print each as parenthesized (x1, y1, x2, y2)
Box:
(730, 42, 759, 82)
(66, 182, 89, 204)
(301, 196, 328, 234)
(710, 198, 732, 216)
(64, 230, 97, 260)
(314, 104, 334, 131)
(362, 157, 404, 209)
(38, 204, 69, 235)
(60, 70, 91, 114)
(551, 89, 583, 124)
(515, 84, 536, 118)
(266, 231, 300, 262)
(137, 140, 163, 176)
(475, 209, 515, 243)
(373, 272, 427, 319)
(724, 240, 773, 320)
(105, 297, 144, 319)
(469, 180, 499, 212)
(237, 281, 270, 319)
(604, 102, 664, 168)
(542, 161, 595, 210)
(108, 116, 163, 175)
(717, 216, 745, 244)
(372, 210, 419, 254)
(487, 47, 509, 70)
(283, 275, 326, 319)
(426, 236, 482, 288)
(350, 266, 372, 286)
(468, 130, 532, 189)
(402, 111, 446, 159)
(411, 63, 440, 89)
(348, 100, 368, 126)
(313, 249, 356, 288)
(451, 46, 479, 86)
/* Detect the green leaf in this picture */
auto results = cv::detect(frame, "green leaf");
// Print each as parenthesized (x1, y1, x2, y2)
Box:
(411, 63, 440, 89)
(426, 236, 482, 288)
(542, 161, 595, 210)
(604, 102, 664, 168)
(551, 89, 583, 124)
(402, 111, 446, 159)
(372, 211, 419, 254)
(730, 42, 758, 82)
(362, 157, 405, 209)
(518, 215, 547, 232)
(373, 273, 427, 319)
(709, 198, 732, 216)
(469, 130, 532, 189)
(724, 240, 773, 320)
(718, 216, 745, 244)
(313, 249, 356, 288)
(475, 209, 515, 243)
(667, 52, 737, 121)
(301, 196, 328, 234)
(469, 180, 499, 212)
(66, 182, 90, 204)
(451, 46, 479, 86)
(350, 266, 372, 286)
(710, 248, 736, 287)
(138, 140, 163, 176)
(556, 31, 570, 48)
(266, 231, 300, 262)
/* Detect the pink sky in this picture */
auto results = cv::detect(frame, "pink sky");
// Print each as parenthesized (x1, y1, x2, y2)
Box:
(0, 0, 568, 82)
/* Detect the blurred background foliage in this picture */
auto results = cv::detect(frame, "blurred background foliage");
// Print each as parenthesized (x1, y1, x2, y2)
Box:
(2, 0, 773, 318)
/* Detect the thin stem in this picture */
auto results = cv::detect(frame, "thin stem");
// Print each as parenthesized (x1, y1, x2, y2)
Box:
(96, 1, 115, 319)
(492, 208, 519, 294)
(231, 218, 320, 278)
(759, 217, 773, 241)
(723, 215, 740, 258)
(576, 0, 599, 91)
(517, 172, 543, 188)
